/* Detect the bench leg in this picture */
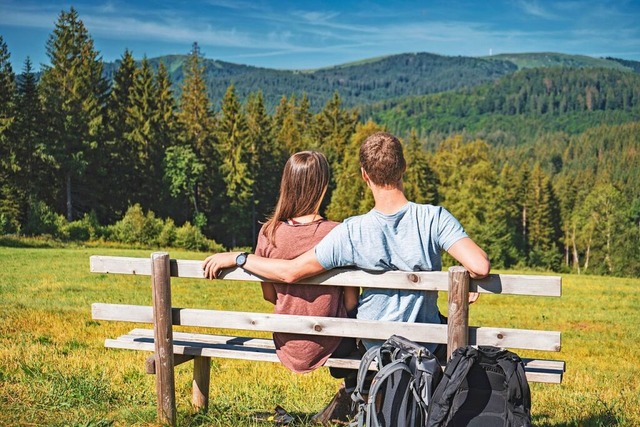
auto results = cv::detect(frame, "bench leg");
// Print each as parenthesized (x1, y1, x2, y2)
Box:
(192, 356, 210, 412)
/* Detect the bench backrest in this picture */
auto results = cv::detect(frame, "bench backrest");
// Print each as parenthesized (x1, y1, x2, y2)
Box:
(91, 252, 563, 426)
(90, 253, 561, 353)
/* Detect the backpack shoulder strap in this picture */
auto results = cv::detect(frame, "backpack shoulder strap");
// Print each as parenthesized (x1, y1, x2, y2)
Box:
(426, 346, 478, 427)
(366, 360, 415, 427)
(352, 345, 381, 405)
(497, 351, 532, 426)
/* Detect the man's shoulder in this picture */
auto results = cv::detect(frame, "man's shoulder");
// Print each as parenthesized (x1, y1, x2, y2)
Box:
(408, 202, 448, 219)
(342, 211, 374, 228)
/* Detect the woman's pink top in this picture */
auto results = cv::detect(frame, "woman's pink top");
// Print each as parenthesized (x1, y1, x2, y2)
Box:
(255, 219, 345, 373)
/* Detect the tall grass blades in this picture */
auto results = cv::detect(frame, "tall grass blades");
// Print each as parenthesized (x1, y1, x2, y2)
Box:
(1, 246, 639, 426)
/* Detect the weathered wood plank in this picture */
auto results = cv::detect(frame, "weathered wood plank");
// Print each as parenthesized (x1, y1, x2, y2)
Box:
(145, 354, 194, 374)
(92, 303, 561, 351)
(105, 330, 564, 383)
(90, 256, 561, 296)
(447, 266, 469, 358)
(132, 328, 277, 349)
(151, 252, 176, 427)
(192, 357, 210, 411)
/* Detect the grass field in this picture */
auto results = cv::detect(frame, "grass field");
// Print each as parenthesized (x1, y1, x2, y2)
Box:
(1, 244, 639, 426)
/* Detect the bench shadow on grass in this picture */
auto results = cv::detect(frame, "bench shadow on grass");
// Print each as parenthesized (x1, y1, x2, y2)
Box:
(183, 409, 319, 427)
(533, 412, 622, 427)
(184, 409, 624, 427)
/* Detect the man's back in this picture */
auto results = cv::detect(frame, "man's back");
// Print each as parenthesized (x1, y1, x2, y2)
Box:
(314, 202, 468, 350)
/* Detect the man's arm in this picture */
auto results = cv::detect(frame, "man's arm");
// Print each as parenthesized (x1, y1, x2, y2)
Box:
(202, 247, 326, 283)
(446, 237, 490, 279)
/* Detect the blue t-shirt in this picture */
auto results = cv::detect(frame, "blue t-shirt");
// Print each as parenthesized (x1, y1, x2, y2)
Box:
(314, 202, 468, 350)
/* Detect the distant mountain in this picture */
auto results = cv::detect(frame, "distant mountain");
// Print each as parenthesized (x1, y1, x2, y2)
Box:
(105, 52, 519, 111)
(606, 56, 640, 73)
(362, 66, 640, 146)
(482, 52, 636, 71)
(102, 51, 640, 112)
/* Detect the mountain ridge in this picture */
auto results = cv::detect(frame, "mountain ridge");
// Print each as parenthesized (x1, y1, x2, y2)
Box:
(100, 51, 640, 111)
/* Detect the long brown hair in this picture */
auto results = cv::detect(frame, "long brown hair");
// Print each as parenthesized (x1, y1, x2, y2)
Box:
(262, 151, 330, 246)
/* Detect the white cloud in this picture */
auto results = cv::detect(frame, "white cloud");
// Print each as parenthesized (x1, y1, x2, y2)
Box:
(514, 0, 558, 19)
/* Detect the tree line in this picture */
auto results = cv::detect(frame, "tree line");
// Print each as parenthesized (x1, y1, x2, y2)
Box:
(0, 8, 638, 277)
(103, 51, 521, 113)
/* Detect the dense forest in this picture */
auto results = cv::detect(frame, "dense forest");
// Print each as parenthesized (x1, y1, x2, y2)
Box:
(0, 8, 638, 277)
(103, 52, 521, 112)
(106, 51, 639, 112)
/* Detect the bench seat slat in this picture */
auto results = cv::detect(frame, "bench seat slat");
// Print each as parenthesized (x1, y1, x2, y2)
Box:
(93, 303, 561, 352)
(126, 328, 565, 372)
(107, 329, 564, 384)
(90, 256, 561, 296)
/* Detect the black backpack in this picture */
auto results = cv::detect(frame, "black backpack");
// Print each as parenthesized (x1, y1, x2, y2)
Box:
(427, 345, 532, 427)
(351, 335, 443, 427)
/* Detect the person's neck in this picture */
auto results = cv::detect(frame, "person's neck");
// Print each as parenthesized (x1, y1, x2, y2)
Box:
(371, 186, 409, 215)
(289, 213, 322, 224)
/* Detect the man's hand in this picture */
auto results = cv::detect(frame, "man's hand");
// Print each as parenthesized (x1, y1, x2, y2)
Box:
(202, 252, 239, 279)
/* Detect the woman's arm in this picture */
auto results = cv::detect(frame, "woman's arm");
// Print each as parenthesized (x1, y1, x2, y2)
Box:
(343, 286, 360, 312)
(261, 283, 277, 304)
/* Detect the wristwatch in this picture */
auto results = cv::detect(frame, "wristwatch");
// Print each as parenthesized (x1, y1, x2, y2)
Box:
(235, 252, 249, 268)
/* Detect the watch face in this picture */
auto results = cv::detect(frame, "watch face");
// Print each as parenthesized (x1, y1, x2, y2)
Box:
(236, 252, 248, 267)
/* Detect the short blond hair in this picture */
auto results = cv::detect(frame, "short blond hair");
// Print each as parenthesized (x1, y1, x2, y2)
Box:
(359, 132, 406, 186)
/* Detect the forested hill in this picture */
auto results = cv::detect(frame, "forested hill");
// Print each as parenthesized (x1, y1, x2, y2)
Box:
(363, 67, 640, 145)
(483, 52, 635, 71)
(101, 52, 640, 112)
(103, 52, 519, 111)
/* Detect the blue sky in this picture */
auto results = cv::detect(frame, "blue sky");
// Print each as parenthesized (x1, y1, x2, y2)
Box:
(1, 0, 639, 71)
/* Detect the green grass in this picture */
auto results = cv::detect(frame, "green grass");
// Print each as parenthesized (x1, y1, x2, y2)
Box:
(1, 246, 639, 426)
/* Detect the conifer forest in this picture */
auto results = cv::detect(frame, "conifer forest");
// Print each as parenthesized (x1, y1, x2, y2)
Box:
(1, 8, 639, 277)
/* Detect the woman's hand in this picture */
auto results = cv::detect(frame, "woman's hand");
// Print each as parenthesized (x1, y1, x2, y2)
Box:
(202, 252, 238, 279)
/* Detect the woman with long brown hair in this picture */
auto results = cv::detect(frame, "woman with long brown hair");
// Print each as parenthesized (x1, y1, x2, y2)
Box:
(255, 151, 358, 424)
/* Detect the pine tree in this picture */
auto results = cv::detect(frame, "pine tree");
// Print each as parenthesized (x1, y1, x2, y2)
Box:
(103, 49, 137, 218)
(312, 92, 358, 170)
(272, 95, 303, 154)
(13, 58, 50, 219)
(176, 46, 217, 223)
(39, 8, 108, 221)
(312, 92, 358, 206)
(403, 129, 439, 205)
(326, 120, 382, 221)
(525, 163, 562, 269)
(499, 162, 526, 267)
(150, 62, 177, 218)
(178, 48, 215, 159)
(245, 91, 284, 243)
(216, 85, 252, 247)
(126, 57, 157, 207)
(0, 36, 19, 228)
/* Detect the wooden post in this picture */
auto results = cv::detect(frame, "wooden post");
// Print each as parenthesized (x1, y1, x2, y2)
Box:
(192, 356, 211, 411)
(447, 266, 470, 359)
(151, 252, 176, 426)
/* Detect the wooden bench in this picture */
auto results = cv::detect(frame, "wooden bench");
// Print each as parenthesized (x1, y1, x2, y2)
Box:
(90, 252, 565, 426)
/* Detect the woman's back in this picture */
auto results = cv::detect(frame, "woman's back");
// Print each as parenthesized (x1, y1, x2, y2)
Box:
(256, 219, 344, 373)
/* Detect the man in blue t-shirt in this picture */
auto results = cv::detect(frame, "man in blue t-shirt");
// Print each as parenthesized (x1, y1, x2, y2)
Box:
(314, 200, 471, 352)
(203, 131, 490, 329)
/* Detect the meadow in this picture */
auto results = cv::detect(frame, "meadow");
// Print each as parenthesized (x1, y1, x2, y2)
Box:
(0, 244, 639, 426)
